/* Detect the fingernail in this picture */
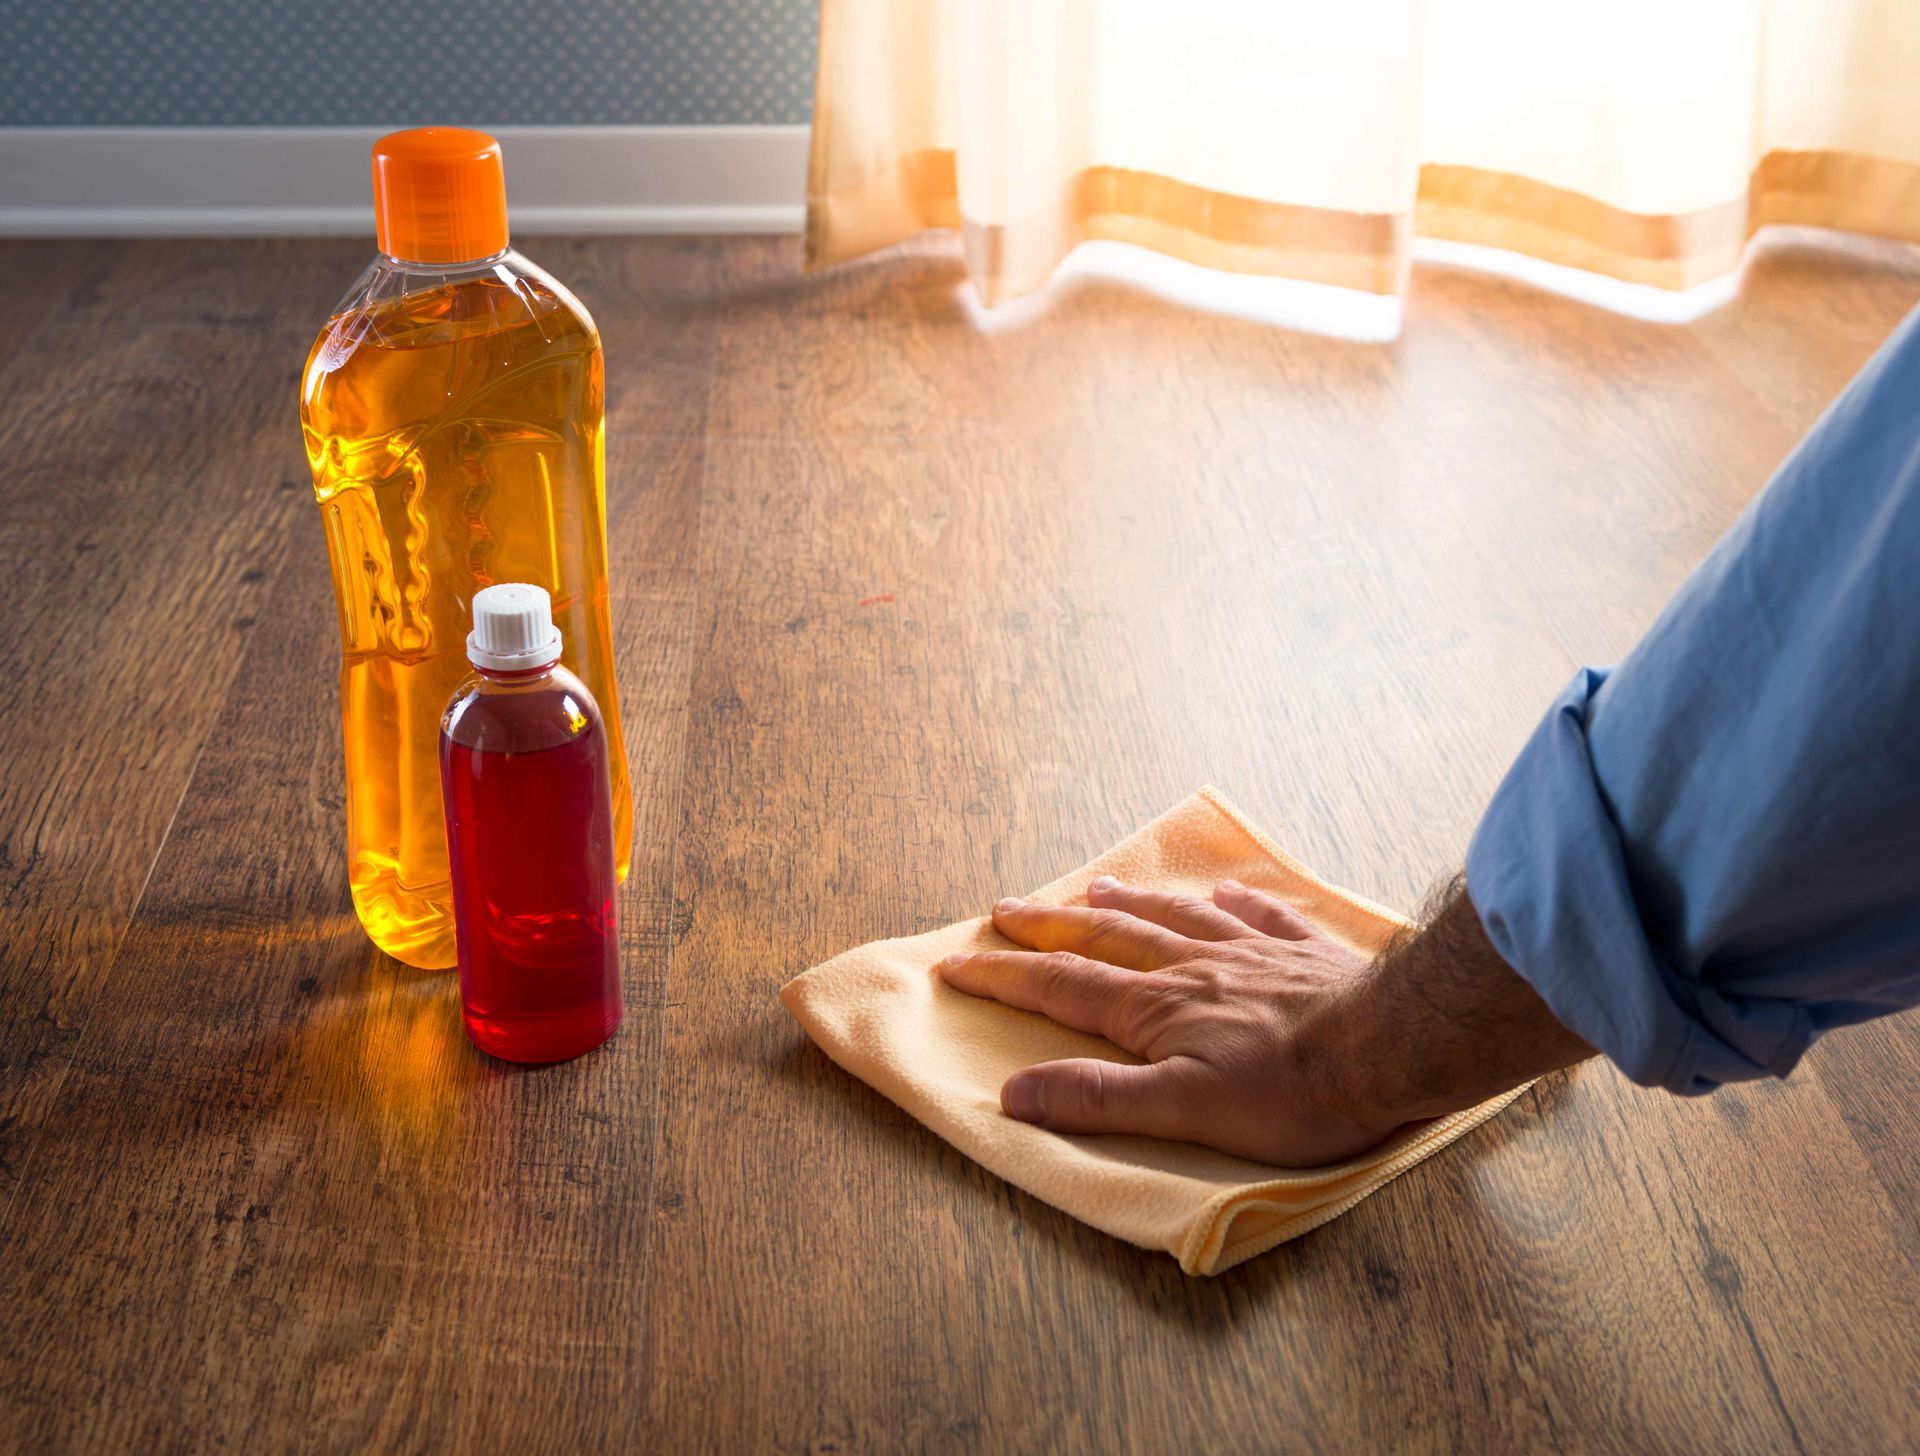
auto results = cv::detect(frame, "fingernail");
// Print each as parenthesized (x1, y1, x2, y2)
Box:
(1090, 875, 1120, 891)
(1219, 879, 1244, 893)
(937, 952, 968, 970)
(995, 896, 1025, 913)
(1003, 1071, 1047, 1122)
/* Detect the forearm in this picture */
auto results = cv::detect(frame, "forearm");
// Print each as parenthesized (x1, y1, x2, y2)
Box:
(1342, 875, 1595, 1125)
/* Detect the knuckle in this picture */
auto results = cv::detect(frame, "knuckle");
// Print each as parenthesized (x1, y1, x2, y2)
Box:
(1068, 1062, 1108, 1119)
(1040, 950, 1089, 980)
(1175, 962, 1231, 1003)
(1111, 979, 1172, 1042)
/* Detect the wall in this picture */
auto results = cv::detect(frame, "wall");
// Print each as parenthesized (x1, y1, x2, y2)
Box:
(0, 0, 817, 126)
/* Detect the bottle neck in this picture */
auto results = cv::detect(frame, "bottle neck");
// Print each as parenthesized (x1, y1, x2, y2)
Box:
(378, 245, 513, 269)
(472, 655, 560, 685)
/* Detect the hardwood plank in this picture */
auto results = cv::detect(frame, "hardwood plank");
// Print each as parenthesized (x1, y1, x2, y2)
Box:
(0, 238, 355, 1223)
(0, 237, 716, 1450)
(1401, 263, 1803, 666)
(0, 239, 128, 367)
(632, 238, 1920, 1452)
(1811, 1013, 1920, 1268)
(1690, 229, 1920, 437)
(0, 230, 1916, 1452)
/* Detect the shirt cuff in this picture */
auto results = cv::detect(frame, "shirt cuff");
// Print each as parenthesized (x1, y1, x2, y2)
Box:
(1465, 669, 1793, 1094)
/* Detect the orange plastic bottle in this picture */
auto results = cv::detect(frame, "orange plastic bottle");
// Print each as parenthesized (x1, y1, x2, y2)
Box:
(300, 128, 632, 969)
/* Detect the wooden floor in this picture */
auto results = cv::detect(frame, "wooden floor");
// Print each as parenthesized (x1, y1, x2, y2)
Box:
(2, 229, 1918, 1453)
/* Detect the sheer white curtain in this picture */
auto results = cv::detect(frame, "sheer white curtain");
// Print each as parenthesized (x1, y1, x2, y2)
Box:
(807, 0, 1920, 302)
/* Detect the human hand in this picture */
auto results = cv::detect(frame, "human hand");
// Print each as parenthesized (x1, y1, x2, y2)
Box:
(937, 874, 1591, 1167)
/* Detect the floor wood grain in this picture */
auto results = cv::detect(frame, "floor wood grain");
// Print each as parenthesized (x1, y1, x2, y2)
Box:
(1, 230, 1916, 1454)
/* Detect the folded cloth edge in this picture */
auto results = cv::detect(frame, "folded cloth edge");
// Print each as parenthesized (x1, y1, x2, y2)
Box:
(1184, 1087, 1529, 1273)
(1191, 786, 1411, 943)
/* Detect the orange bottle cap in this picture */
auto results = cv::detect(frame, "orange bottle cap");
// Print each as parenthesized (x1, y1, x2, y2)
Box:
(370, 127, 510, 265)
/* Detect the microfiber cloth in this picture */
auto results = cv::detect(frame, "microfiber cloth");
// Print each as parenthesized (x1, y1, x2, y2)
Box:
(780, 787, 1529, 1276)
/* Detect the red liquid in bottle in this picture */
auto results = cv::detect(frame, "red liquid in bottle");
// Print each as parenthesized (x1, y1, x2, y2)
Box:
(440, 666, 622, 1064)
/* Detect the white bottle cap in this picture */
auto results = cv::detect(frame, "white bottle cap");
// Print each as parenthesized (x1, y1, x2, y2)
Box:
(468, 583, 563, 670)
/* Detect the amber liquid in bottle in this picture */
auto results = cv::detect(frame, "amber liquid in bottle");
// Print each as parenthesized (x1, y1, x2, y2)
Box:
(302, 265, 632, 968)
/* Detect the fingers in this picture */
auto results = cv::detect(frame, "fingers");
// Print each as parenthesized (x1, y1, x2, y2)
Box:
(937, 949, 1145, 1045)
(1001, 1056, 1205, 1140)
(1212, 879, 1314, 940)
(991, 896, 1186, 971)
(1085, 875, 1251, 942)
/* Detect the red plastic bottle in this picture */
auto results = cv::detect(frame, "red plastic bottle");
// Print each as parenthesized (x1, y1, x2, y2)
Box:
(439, 583, 622, 1063)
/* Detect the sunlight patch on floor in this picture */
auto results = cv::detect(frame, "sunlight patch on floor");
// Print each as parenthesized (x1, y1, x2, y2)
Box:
(1411, 237, 1741, 323)
(951, 228, 1839, 337)
(956, 239, 1405, 342)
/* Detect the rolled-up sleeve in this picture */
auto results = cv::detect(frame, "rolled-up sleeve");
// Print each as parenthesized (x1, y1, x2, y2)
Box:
(1467, 305, 1920, 1095)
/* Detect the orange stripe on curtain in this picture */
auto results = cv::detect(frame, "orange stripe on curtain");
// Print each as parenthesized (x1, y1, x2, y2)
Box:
(1417, 154, 1920, 291)
(808, 157, 1407, 303)
(808, 149, 1920, 301)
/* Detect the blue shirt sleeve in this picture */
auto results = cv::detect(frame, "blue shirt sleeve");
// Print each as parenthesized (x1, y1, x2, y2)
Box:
(1466, 304, 1920, 1095)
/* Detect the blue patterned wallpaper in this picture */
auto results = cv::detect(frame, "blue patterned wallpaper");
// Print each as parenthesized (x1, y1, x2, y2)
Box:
(0, 0, 818, 125)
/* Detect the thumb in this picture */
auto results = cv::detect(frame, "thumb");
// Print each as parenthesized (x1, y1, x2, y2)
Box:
(1001, 1057, 1202, 1140)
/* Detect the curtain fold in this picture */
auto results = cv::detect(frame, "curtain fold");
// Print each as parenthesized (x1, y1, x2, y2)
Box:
(806, 0, 1920, 303)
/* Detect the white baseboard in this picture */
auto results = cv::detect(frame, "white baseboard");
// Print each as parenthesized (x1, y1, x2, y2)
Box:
(0, 125, 810, 237)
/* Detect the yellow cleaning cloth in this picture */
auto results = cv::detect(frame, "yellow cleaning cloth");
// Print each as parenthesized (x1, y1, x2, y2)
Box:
(780, 787, 1529, 1276)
